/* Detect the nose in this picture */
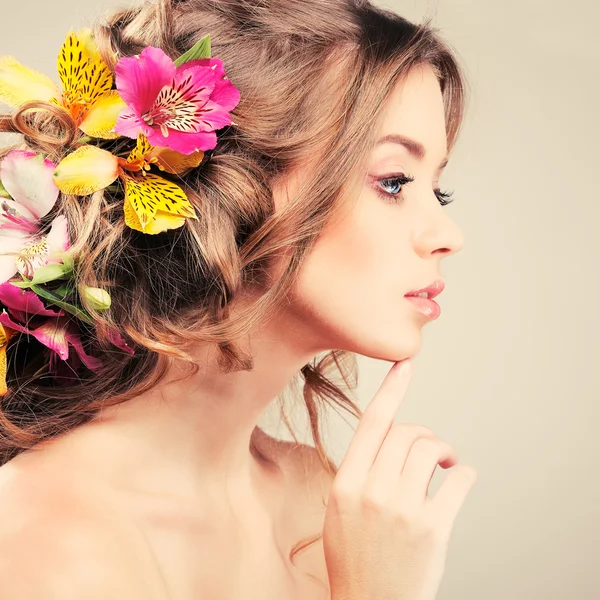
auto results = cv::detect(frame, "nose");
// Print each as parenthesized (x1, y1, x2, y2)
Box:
(412, 205, 465, 258)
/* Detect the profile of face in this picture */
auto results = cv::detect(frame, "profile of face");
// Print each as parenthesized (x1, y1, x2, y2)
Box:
(273, 63, 466, 362)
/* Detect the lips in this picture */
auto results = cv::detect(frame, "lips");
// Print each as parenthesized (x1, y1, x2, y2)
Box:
(404, 278, 445, 299)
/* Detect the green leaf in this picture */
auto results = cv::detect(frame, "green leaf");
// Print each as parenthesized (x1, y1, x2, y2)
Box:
(9, 277, 33, 289)
(30, 285, 93, 324)
(53, 284, 72, 298)
(174, 34, 211, 67)
(53, 252, 74, 275)
(27, 263, 71, 286)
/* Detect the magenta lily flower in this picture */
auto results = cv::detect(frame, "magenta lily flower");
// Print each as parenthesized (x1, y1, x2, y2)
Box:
(0, 150, 69, 283)
(0, 310, 102, 372)
(0, 282, 101, 372)
(114, 47, 240, 155)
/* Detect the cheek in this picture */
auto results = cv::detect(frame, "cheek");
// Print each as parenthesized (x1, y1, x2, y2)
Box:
(293, 196, 407, 320)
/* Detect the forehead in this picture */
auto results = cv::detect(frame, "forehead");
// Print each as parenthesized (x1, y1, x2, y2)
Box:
(373, 64, 448, 160)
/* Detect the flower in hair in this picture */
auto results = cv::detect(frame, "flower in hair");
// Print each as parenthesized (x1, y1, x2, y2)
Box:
(0, 29, 239, 234)
(0, 323, 15, 395)
(0, 28, 125, 139)
(114, 46, 240, 154)
(0, 282, 103, 394)
(53, 133, 199, 233)
(0, 283, 99, 365)
(0, 150, 69, 284)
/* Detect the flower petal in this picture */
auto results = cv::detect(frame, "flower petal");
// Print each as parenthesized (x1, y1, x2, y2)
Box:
(123, 198, 187, 234)
(168, 65, 215, 124)
(150, 147, 204, 175)
(0, 311, 32, 337)
(46, 215, 71, 254)
(53, 145, 119, 196)
(0, 56, 62, 108)
(181, 58, 241, 112)
(0, 282, 63, 316)
(57, 29, 113, 109)
(0, 232, 29, 284)
(65, 329, 102, 372)
(114, 46, 175, 114)
(0, 254, 18, 285)
(0, 150, 60, 220)
(196, 99, 233, 131)
(30, 318, 70, 360)
(146, 128, 217, 154)
(107, 329, 135, 355)
(126, 133, 154, 166)
(0, 323, 15, 396)
(122, 174, 196, 233)
(114, 109, 148, 140)
(79, 91, 128, 139)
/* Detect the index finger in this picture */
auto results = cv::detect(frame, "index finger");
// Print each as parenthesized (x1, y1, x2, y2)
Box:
(337, 359, 413, 479)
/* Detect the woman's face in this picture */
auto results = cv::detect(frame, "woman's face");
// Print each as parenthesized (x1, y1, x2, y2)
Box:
(273, 63, 465, 361)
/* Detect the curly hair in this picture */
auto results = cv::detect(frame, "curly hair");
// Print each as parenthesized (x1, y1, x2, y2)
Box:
(0, 0, 468, 564)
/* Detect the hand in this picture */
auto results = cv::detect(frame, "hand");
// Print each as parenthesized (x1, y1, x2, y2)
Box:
(323, 359, 478, 600)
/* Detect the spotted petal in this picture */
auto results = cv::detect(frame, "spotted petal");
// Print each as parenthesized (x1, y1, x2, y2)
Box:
(0, 56, 61, 108)
(123, 197, 186, 234)
(126, 133, 204, 175)
(122, 174, 196, 234)
(57, 29, 113, 111)
(53, 145, 119, 196)
(181, 57, 241, 112)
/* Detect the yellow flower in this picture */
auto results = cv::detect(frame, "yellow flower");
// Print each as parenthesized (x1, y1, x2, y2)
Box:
(53, 134, 200, 234)
(0, 323, 14, 396)
(0, 28, 126, 139)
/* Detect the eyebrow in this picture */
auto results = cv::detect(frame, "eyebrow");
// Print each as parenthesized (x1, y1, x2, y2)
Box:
(375, 133, 448, 170)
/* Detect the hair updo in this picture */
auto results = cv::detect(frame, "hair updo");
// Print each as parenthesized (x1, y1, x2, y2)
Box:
(0, 0, 468, 562)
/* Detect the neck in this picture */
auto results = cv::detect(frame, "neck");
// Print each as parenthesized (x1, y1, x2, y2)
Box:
(54, 290, 328, 508)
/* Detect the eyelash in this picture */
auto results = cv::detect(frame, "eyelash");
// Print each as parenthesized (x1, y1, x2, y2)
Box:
(374, 173, 455, 206)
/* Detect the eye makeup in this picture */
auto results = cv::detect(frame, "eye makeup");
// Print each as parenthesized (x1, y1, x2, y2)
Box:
(370, 172, 455, 206)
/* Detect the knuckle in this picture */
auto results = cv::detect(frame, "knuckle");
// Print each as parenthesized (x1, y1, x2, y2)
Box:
(330, 478, 357, 503)
(411, 436, 442, 455)
(361, 490, 388, 512)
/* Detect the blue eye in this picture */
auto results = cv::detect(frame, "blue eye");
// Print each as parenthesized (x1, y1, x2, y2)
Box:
(374, 173, 455, 206)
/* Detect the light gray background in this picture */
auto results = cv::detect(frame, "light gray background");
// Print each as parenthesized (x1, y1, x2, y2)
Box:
(1, 0, 598, 598)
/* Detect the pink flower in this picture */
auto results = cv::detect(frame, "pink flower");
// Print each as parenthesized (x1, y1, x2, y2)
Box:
(114, 47, 240, 155)
(0, 310, 102, 373)
(0, 282, 101, 373)
(0, 150, 69, 284)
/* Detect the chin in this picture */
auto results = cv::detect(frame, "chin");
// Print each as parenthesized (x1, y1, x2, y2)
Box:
(342, 326, 424, 363)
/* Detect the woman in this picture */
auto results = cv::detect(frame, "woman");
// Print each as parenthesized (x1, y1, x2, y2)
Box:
(0, 0, 477, 597)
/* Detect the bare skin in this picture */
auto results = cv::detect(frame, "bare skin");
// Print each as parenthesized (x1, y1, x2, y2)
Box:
(0, 64, 464, 599)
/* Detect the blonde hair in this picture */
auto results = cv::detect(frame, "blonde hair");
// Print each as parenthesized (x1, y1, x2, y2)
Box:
(0, 0, 468, 564)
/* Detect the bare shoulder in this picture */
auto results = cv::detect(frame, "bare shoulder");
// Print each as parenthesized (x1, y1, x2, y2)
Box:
(278, 440, 335, 496)
(269, 437, 336, 522)
(0, 457, 164, 599)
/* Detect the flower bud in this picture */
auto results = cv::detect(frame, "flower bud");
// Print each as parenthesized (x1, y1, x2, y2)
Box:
(81, 286, 111, 311)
